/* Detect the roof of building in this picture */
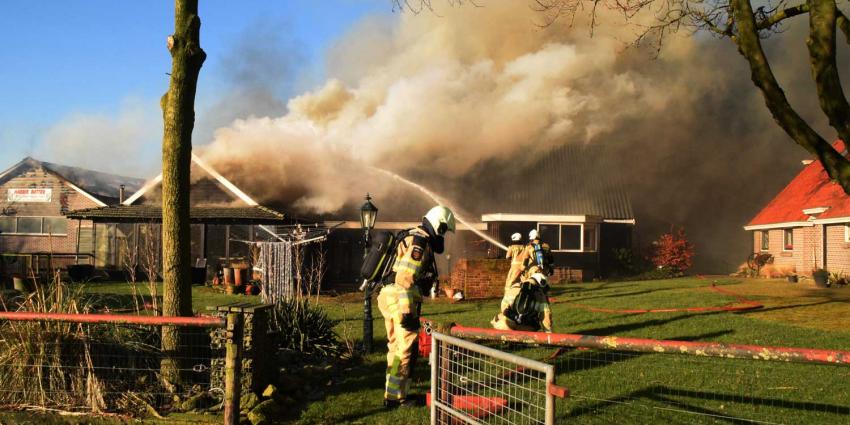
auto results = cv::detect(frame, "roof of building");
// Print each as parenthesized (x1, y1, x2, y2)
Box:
(289, 144, 634, 225)
(467, 144, 634, 220)
(122, 154, 259, 207)
(747, 140, 850, 227)
(65, 205, 287, 224)
(0, 157, 145, 204)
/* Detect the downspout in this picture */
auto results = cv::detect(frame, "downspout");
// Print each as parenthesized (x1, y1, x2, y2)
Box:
(822, 224, 828, 270)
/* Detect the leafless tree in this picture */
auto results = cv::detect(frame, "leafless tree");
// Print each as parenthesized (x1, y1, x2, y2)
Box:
(120, 231, 142, 313)
(140, 224, 160, 315)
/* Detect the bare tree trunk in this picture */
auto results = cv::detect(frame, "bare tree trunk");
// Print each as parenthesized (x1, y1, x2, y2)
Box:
(160, 0, 206, 387)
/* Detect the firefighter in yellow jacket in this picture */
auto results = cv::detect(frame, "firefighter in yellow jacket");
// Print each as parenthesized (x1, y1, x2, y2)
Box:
(505, 232, 527, 289)
(377, 206, 455, 408)
(522, 229, 553, 279)
(490, 272, 553, 333)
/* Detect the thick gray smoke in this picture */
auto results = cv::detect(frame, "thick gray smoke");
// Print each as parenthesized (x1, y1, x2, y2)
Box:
(200, 2, 847, 272)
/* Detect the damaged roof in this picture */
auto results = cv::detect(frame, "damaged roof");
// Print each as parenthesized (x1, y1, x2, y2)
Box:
(65, 205, 287, 224)
(0, 157, 145, 204)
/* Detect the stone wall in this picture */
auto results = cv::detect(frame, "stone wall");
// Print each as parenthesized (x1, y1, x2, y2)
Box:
(210, 304, 275, 396)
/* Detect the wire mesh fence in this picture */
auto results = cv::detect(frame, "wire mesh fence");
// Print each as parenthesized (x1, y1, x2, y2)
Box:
(0, 313, 232, 423)
(546, 346, 850, 424)
(430, 332, 557, 425)
(442, 328, 850, 425)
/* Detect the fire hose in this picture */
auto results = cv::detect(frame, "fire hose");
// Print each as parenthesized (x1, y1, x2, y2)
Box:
(555, 283, 763, 314)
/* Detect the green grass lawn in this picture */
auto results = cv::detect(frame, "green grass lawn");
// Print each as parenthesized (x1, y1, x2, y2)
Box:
(297, 277, 850, 424)
(6, 277, 850, 424)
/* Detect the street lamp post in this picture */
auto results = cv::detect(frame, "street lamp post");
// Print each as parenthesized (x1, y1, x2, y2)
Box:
(360, 193, 378, 353)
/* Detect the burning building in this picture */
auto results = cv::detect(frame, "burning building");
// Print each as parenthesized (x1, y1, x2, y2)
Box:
(312, 143, 634, 296)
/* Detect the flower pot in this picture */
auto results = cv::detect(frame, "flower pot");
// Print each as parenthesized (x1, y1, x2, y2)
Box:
(443, 288, 455, 298)
(813, 271, 829, 288)
(223, 267, 233, 285)
(234, 268, 245, 286)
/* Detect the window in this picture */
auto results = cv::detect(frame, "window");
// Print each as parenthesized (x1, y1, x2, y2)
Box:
(845, 225, 850, 243)
(17, 217, 42, 234)
(760, 231, 769, 251)
(584, 224, 598, 252)
(538, 224, 560, 249)
(0, 216, 68, 236)
(43, 217, 68, 235)
(783, 229, 793, 251)
(560, 225, 581, 251)
(0, 217, 15, 234)
(537, 223, 595, 252)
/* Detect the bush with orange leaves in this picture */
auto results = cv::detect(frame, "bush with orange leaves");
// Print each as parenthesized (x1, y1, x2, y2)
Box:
(651, 227, 695, 276)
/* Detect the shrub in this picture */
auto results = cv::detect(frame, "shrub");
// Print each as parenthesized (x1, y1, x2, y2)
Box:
(272, 298, 343, 358)
(0, 280, 162, 413)
(651, 227, 695, 276)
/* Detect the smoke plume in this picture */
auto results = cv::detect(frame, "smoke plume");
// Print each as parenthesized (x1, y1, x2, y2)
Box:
(199, 2, 843, 272)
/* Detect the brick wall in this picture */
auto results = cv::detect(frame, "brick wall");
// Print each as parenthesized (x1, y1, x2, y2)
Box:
(825, 224, 850, 274)
(1, 165, 101, 255)
(751, 225, 850, 276)
(449, 258, 586, 299)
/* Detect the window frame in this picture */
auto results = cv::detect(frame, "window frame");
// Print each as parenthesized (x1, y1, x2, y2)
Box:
(760, 230, 769, 251)
(845, 224, 850, 243)
(537, 222, 597, 253)
(0, 216, 68, 236)
(783, 228, 793, 251)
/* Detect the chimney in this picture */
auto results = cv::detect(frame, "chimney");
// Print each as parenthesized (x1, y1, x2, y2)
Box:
(119, 184, 126, 204)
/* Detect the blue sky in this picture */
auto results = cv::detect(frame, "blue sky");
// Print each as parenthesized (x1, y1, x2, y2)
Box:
(0, 1, 392, 174)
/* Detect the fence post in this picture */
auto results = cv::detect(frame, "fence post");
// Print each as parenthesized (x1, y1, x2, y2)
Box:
(224, 312, 244, 425)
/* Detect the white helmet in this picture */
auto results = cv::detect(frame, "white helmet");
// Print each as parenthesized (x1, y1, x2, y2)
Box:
(529, 229, 539, 240)
(530, 272, 548, 287)
(424, 206, 456, 235)
(511, 232, 522, 242)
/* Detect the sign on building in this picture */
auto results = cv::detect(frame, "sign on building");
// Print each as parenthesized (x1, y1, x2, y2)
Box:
(8, 188, 52, 203)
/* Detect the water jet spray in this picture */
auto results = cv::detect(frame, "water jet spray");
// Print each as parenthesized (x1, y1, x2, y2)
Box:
(370, 166, 508, 252)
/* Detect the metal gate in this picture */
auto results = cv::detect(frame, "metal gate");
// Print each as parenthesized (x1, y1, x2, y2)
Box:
(430, 332, 564, 425)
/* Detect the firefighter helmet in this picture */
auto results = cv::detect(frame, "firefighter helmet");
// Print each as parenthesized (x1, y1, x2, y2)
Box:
(424, 206, 456, 235)
(530, 272, 548, 288)
(511, 232, 522, 242)
(529, 229, 539, 240)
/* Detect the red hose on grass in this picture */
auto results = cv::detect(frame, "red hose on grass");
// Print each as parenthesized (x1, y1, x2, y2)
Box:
(556, 284, 762, 314)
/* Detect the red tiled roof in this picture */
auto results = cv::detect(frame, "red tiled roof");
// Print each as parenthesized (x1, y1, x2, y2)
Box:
(748, 141, 850, 226)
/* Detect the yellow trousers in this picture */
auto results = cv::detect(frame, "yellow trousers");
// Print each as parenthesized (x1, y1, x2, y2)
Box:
(377, 284, 422, 401)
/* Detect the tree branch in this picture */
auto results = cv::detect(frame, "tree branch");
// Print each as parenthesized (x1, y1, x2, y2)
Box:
(807, 0, 850, 147)
(730, 0, 850, 192)
(755, 3, 809, 30)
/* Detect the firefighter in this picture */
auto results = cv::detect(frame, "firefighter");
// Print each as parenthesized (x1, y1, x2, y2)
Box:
(490, 272, 553, 333)
(505, 232, 527, 288)
(377, 205, 455, 408)
(522, 229, 553, 279)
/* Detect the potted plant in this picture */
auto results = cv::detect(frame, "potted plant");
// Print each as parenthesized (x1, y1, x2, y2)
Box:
(245, 279, 262, 296)
(813, 269, 829, 288)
